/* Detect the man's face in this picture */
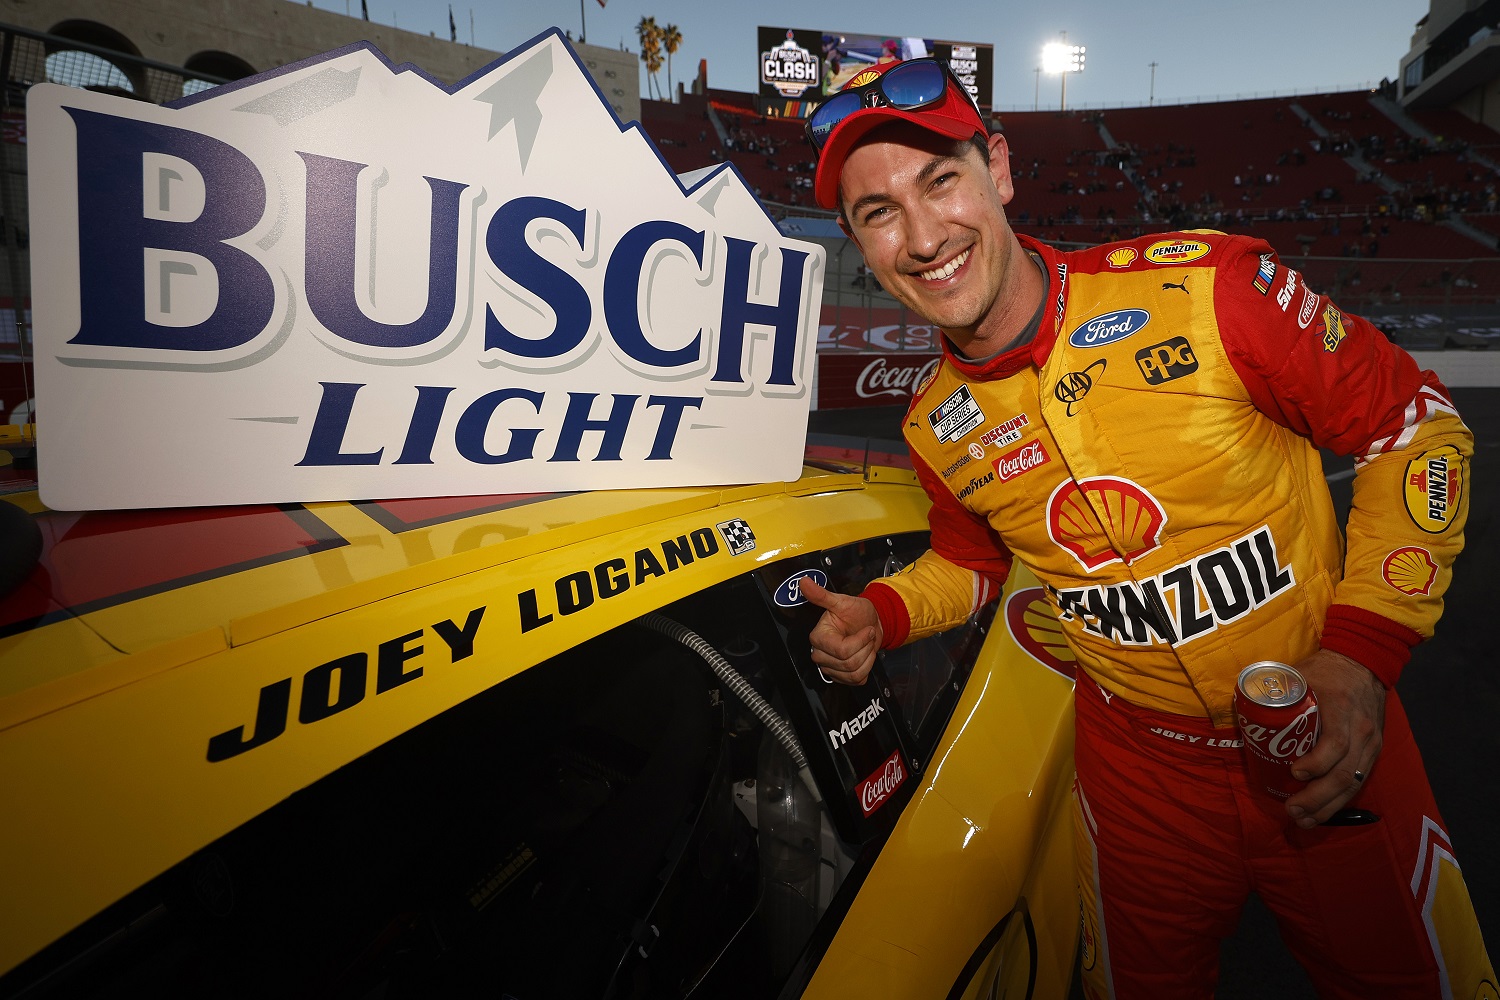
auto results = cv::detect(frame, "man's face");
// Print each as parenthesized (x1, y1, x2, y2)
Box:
(838, 125, 1018, 341)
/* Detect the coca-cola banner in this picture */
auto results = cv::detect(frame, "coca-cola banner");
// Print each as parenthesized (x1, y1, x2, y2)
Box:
(819, 305, 938, 352)
(817, 352, 941, 409)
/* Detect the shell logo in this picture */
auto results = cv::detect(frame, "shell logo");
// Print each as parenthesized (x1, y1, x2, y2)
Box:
(849, 69, 882, 88)
(1145, 240, 1210, 264)
(1382, 546, 1438, 596)
(1005, 587, 1077, 679)
(1106, 247, 1137, 268)
(1047, 477, 1167, 571)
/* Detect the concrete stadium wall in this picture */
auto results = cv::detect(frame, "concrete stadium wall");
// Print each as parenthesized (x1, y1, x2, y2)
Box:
(0, 0, 640, 120)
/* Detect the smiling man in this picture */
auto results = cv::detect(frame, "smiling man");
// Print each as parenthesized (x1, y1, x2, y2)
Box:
(799, 58, 1494, 1000)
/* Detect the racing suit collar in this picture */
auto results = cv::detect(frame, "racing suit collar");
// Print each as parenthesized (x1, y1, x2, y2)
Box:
(939, 233, 1066, 381)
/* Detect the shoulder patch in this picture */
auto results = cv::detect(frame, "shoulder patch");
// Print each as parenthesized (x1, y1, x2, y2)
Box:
(1145, 239, 1211, 265)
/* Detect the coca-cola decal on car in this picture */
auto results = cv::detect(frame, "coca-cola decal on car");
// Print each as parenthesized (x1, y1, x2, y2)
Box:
(856, 749, 908, 817)
(994, 440, 1050, 482)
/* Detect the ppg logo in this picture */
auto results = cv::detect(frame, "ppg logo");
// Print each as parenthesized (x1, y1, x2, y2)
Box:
(1135, 337, 1199, 385)
(1069, 308, 1151, 349)
(774, 568, 828, 607)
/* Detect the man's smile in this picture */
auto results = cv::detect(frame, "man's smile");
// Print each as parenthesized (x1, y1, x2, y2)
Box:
(915, 247, 973, 282)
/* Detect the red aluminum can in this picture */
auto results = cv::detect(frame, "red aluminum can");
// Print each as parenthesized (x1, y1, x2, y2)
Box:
(1234, 661, 1321, 799)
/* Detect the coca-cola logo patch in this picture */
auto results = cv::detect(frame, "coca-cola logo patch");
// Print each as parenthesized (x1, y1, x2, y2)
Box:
(856, 749, 907, 817)
(856, 356, 941, 400)
(994, 440, 1050, 482)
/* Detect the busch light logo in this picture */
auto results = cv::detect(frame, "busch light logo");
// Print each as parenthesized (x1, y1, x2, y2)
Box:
(29, 30, 825, 510)
(774, 568, 827, 607)
(1068, 309, 1151, 349)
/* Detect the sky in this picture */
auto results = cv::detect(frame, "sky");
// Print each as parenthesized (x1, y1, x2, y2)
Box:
(310, 0, 1431, 111)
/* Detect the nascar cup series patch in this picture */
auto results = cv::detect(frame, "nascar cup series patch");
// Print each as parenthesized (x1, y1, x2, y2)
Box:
(928, 384, 985, 443)
(1404, 445, 1464, 533)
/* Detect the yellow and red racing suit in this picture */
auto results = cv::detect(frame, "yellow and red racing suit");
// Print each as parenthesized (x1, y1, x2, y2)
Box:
(862, 231, 1494, 999)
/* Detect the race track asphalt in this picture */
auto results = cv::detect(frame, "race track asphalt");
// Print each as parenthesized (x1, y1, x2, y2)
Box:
(808, 383, 1499, 997)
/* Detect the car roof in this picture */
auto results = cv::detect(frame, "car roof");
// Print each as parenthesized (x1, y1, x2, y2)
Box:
(0, 452, 916, 728)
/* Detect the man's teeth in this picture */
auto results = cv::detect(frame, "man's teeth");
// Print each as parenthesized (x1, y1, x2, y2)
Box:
(920, 249, 971, 281)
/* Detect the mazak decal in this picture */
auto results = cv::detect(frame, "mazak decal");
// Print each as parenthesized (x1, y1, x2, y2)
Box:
(1051, 525, 1295, 647)
(30, 32, 824, 510)
(1005, 586, 1076, 679)
(856, 749, 907, 816)
(1276, 268, 1299, 312)
(519, 527, 722, 631)
(1253, 253, 1277, 295)
(1106, 247, 1137, 268)
(774, 567, 827, 607)
(1297, 284, 1319, 329)
(928, 384, 985, 443)
(1135, 337, 1198, 385)
(1321, 304, 1347, 353)
(716, 518, 756, 556)
(828, 695, 884, 749)
(1047, 477, 1167, 571)
(979, 412, 1030, 448)
(1404, 445, 1463, 533)
(207, 606, 486, 761)
(1145, 240, 1210, 265)
(760, 30, 820, 98)
(994, 439, 1050, 482)
(1054, 359, 1106, 417)
(1068, 308, 1150, 349)
(1382, 546, 1438, 596)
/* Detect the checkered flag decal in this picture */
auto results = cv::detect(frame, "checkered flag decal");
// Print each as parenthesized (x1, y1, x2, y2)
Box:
(717, 518, 756, 556)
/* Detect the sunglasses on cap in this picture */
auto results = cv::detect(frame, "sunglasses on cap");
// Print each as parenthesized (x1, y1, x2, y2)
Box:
(805, 58, 982, 154)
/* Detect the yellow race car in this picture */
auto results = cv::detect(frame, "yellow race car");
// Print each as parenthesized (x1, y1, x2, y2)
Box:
(0, 432, 1078, 999)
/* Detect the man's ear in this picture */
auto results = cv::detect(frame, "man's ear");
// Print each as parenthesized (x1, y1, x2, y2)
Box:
(987, 132, 1015, 206)
(837, 212, 855, 243)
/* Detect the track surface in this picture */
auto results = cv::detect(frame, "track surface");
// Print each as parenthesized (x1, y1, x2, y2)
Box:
(808, 384, 1499, 996)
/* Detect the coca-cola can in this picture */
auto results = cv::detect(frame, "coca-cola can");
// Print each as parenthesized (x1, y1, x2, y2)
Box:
(1234, 661, 1321, 799)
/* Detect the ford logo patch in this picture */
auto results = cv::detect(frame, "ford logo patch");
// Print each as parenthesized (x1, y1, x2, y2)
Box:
(1068, 308, 1151, 349)
(774, 568, 828, 607)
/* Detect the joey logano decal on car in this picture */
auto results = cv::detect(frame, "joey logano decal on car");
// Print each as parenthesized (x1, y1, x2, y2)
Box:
(716, 518, 756, 555)
(520, 527, 723, 631)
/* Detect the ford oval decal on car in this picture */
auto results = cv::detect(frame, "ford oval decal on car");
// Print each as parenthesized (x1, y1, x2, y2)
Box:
(1069, 309, 1151, 349)
(774, 569, 828, 607)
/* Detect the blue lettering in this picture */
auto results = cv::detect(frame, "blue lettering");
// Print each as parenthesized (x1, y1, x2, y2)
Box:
(484, 196, 591, 359)
(297, 381, 383, 466)
(393, 385, 455, 465)
(550, 392, 636, 462)
(300, 152, 467, 350)
(644, 394, 702, 460)
(453, 388, 545, 464)
(603, 220, 704, 368)
(714, 237, 808, 388)
(67, 109, 274, 352)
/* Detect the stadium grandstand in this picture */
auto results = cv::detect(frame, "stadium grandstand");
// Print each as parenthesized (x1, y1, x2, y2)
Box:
(641, 76, 1500, 357)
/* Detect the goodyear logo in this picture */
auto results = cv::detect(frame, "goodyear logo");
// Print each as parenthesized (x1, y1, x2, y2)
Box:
(1145, 240, 1210, 265)
(1135, 337, 1198, 385)
(1321, 304, 1347, 352)
(1106, 247, 1137, 268)
(1069, 308, 1151, 349)
(1404, 445, 1463, 533)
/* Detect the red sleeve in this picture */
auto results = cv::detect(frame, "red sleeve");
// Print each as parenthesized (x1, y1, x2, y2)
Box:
(911, 448, 1014, 581)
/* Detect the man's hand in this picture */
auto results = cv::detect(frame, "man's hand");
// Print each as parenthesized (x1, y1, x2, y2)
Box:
(1284, 648, 1386, 828)
(801, 577, 884, 686)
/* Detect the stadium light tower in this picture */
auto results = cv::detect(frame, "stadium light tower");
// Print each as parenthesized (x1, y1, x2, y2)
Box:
(1041, 35, 1085, 111)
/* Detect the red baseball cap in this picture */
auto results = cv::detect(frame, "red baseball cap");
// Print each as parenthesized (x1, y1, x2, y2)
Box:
(812, 59, 987, 210)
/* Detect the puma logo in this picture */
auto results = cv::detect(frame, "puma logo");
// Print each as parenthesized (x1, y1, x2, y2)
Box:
(1162, 278, 1189, 294)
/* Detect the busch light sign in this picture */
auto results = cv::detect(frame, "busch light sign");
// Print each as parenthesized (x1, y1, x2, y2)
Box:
(29, 30, 825, 509)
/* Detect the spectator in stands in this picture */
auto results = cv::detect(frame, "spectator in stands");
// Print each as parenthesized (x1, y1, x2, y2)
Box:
(799, 57, 1493, 1000)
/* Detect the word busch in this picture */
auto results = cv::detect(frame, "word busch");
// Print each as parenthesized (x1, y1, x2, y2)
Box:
(1053, 526, 1294, 646)
(828, 696, 885, 749)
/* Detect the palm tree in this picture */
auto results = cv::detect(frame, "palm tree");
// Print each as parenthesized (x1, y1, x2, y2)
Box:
(636, 17, 662, 100)
(662, 24, 682, 100)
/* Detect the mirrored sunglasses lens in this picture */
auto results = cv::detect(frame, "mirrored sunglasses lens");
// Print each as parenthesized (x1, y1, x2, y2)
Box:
(881, 61, 947, 108)
(808, 91, 862, 147)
